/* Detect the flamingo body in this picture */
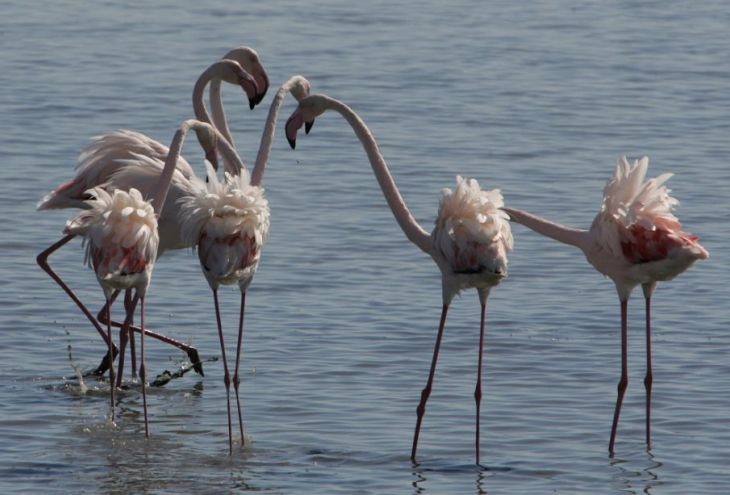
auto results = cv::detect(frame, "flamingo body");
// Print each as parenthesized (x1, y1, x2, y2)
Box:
(502, 156, 708, 453)
(433, 176, 512, 300)
(105, 153, 199, 255)
(65, 187, 158, 295)
(37, 131, 197, 211)
(179, 164, 270, 290)
(568, 157, 707, 297)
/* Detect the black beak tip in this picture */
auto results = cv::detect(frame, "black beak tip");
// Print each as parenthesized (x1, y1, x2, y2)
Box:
(249, 98, 256, 110)
(305, 119, 314, 134)
(287, 136, 296, 150)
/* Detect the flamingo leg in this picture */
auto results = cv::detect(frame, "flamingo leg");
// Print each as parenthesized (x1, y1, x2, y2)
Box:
(642, 283, 655, 450)
(411, 304, 449, 462)
(139, 293, 149, 438)
(114, 292, 140, 388)
(233, 291, 246, 446)
(37, 234, 116, 375)
(109, 290, 129, 386)
(213, 288, 233, 454)
(116, 323, 128, 386)
(474, 302, 487, 465)
(105, 293, 116, 420)
(608, 299, 629, 455)
(97, 298, 204, 377)
(124, 289, 138, 380)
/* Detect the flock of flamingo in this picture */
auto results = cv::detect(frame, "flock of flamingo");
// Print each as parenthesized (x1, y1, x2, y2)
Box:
(36, 46, 709, 461)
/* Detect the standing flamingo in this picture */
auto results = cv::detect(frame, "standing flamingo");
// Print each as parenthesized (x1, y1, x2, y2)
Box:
(64, 119, 221, 437)
(284, 93, 513, 464)
(501, 156, 709, 454)
(175, 75, 312, 454)
(36, 57, 266, 377)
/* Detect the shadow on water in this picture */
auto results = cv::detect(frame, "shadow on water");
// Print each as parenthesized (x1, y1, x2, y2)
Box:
(609, 450, 663, 494)
(411, 459, 511, 494)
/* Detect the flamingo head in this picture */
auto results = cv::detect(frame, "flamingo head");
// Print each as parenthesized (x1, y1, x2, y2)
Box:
(213, 60, 260, 110)
(285, 94, 326, 149)
(289, 76, 315, 135)
(289, 75, 312, 102)
(222, 46, 269, 106)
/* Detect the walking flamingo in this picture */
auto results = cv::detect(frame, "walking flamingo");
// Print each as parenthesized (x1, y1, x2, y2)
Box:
(501, 156, 709, 454)
(64, 119, 221, 437)
(284, 93, 513, 464)
(176, 75, 312, 453)
(36, 57, 266, 377)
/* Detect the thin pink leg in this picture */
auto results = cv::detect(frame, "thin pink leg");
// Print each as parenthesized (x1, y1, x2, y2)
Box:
(608, 299, 629, 455)
(124, 289, 138, 379)
(233, 291, 247, 446)
(213, 289, 233, 454)
(474, 302, 487, 465)
(37, 234, 116, 374)
(116, 314, 128, 386)
(94, 290, 124, 386)
(644, 294, 653, 449)
(139, 294, 149, 438)
(115, 293, 139, 388)
(105, 294, 116, 419)
(411, 304, 449, 462)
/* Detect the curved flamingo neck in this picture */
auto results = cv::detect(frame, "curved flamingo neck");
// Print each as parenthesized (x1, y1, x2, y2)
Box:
(192, 66, 248, 175)
(321, 96, 431, 254)
(209, 79, 235, 154)
(214, 127, 245, 175)
(152, 123, 191, 215)
(502, 207, 590, 250)
(250, 76, 301, 186)
(192, 65, 218, 129)
(153, 121, 245, 215)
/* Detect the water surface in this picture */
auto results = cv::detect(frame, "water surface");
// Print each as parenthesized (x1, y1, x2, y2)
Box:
(1, 0, 729, 493)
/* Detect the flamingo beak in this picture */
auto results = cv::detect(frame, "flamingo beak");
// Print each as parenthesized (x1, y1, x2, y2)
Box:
(285, 114, 300, 150)
(285, 109, 308, 150)
(240, 77, 260, 110)
(254, 68, 269, 105)
(305, 119, 315, 134)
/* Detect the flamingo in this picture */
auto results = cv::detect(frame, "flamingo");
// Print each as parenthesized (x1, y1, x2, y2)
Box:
(501, 156, 709, 454)
(36, 56, 266, 378)
(284, 93, 513, 464)
(175, 75, 312, 453)
(64, 119, 221, 437)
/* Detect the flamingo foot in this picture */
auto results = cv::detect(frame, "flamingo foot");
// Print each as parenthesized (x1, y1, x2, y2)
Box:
(89, 345, 119, 376)
(187, 348, 205, 376)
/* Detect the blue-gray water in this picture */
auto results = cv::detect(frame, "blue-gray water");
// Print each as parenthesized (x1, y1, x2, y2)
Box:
(1, 0, 728, 493)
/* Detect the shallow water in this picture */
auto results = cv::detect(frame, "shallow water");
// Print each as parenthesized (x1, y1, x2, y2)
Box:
(1, 0, 729, 493)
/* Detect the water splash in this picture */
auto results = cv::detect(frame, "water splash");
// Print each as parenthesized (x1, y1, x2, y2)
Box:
(65, 329, 88, 395)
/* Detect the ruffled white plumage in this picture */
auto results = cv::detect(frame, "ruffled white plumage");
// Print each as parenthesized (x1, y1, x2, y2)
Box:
(178, 163, 269, 288)
(433, 176, 513, 275)
(65, 187, 158, 290)
(595, 156, 682, 259)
